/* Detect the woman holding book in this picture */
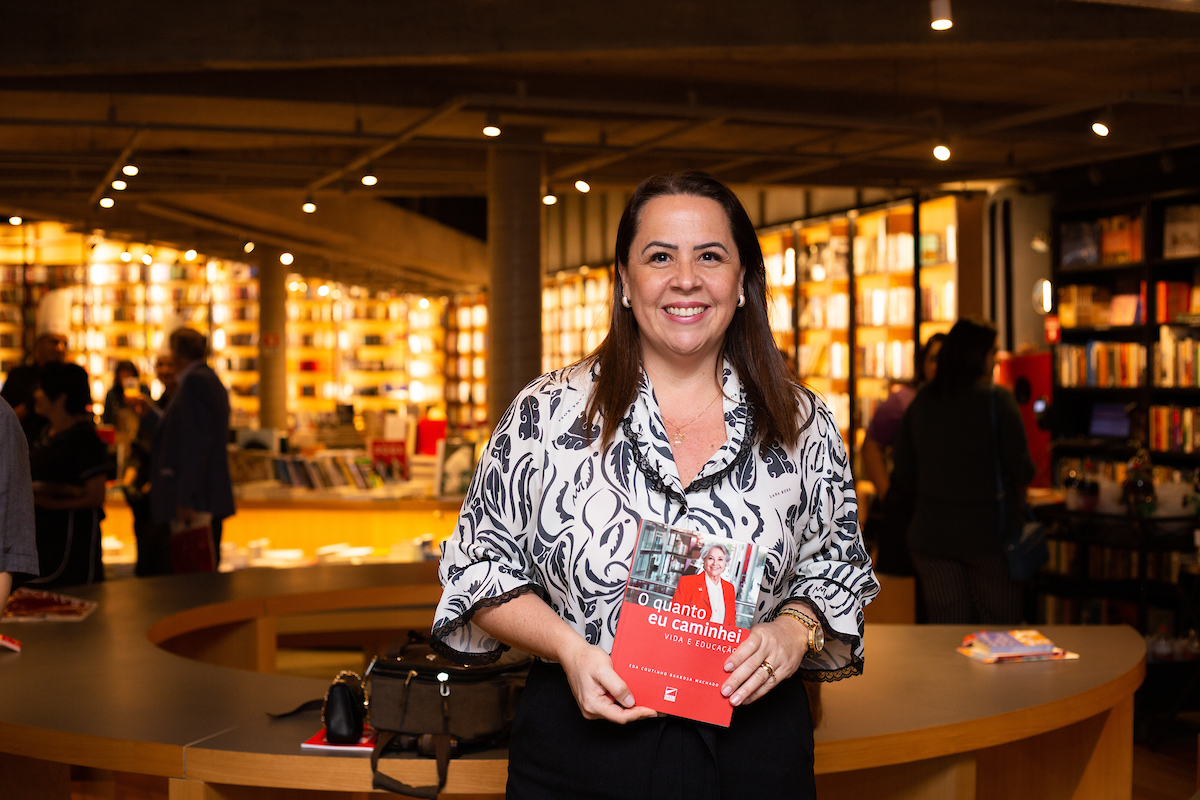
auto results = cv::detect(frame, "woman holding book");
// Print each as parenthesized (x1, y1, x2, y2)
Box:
(434, 171, 877, 799)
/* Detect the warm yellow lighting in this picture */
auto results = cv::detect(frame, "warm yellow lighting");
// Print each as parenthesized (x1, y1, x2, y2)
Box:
(933, 144, 951, 161)
(184, 249, 197, 261)
(280, 252, 294, 266)
(302, 201, 316, 213)
(931, 0, 952, 29)
(419, 297, 430, 309)
(111, 180, 127, 191)
(543, 194, 558, 205)
(483, 125, 501, 137)
(120, 251, 132, 262)
(243, 241, 255, 253)
(99, 197, 115, 208)
(212, 328, 227, 351)
(361, 174, 378, 186)
(298, 282, 307, 292)
(7, 216, 20, 225)
(575, 180, 591, 193)
(288, 281, 299, 291)
(1092, 121, 1110, 137)
(141, 253, 153, 265)
(317, 284, 330, 297)
(122, 164, 138, 177)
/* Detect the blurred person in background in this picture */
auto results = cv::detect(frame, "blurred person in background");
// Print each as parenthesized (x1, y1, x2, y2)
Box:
(27, 362, 112, 588)
(151, 329, 234, 563)
(0, 400, 38, 607)
(1, 331, 68, 445)
(861, 333, 944, 579)
(123, 352, 177, 576)
(101, 360, 149, 427)
(891, 320, 1035, 624)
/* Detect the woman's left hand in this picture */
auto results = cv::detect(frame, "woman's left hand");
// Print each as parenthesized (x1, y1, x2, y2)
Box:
(720, 615, 809, 706)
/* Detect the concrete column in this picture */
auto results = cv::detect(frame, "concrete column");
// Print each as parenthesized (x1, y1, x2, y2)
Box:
(257, 247, 288, 431)
(487, 130, 543, 427)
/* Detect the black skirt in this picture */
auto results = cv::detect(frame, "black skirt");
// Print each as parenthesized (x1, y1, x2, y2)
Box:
(507, 660, 816, 800)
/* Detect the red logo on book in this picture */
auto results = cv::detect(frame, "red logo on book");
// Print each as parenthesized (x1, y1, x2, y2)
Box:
(664, 687, 677, 702)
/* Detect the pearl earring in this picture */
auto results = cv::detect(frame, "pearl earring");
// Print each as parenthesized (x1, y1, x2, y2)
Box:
(737, 294, 745, 307)
(622, 296, 631, 308)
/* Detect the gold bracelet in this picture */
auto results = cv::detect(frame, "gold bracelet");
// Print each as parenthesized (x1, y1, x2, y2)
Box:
(776, 607, 817, 629)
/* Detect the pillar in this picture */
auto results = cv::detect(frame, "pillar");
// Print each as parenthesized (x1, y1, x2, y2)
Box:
(257, 247, 288, 432)
(487, 129, 543, 427)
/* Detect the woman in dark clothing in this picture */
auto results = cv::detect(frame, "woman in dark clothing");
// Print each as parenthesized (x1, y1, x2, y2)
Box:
(101, 360, 148, 426)
(28, 362, 112, 588)
(891, 320, 1035, 624)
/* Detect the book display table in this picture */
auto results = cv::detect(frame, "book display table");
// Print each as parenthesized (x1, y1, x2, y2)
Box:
(0, 564, 1144, 800)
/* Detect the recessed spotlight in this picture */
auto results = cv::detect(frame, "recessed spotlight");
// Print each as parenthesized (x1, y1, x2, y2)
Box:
(361, 173, 378, 186)
(280, 252, 294, 265)
(483, 111, 501, 137)
(120, 251, 132, 262)
(122, 164, 138, 177)
(302, 200, 316, 213)
(933, 144, 951, 161)
(930, 0, 952, 30)
(99, 197, 115, 208)
(7, 216, 21, 226)
(483, 125, 501, 137)
(317, 284, 330, 297)
(542, 194, 558, 206)
(141, 253, 153, 265)
(575, 180, 591, 193)
(184, 249, 197, 261)
(243, 241, 255, 253)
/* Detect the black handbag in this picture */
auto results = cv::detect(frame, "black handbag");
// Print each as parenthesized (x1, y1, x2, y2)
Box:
(322, 670, 367, 744)
(365, 632, 532, 798)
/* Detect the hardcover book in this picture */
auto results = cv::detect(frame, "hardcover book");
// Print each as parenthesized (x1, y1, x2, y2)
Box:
(609, 521, 768, 727)
(962, 629, 1055, 656)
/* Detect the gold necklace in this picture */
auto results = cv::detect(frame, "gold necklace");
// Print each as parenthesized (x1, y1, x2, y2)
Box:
(664, 392, 722, 446)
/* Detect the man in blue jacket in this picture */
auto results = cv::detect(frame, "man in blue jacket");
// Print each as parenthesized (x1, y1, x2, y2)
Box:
(151, 327, 235, 566)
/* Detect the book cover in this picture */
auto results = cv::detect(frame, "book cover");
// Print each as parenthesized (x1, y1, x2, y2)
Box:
(609, 521, 768, 727)
(962, 629, 1056, 656)
(301, 727, 377, 754)
(2, 587, 98, 622)
(956, 645, 1080, 665)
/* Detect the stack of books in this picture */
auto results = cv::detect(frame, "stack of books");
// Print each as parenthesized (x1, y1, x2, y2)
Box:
(957, 629, 1079, 664)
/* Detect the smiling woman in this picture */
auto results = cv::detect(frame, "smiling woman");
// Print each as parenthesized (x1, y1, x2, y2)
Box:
(433, 171, 878, 800)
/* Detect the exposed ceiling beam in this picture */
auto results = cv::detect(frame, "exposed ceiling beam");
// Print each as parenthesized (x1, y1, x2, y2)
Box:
(548, 117, 727, 182)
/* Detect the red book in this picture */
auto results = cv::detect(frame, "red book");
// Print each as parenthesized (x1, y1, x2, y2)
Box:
(609, 521, 767, 727)
(301, 727, 377, 754)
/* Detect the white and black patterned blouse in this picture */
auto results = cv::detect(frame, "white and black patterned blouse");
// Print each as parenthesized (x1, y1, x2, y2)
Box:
(433, 360, 879, 681)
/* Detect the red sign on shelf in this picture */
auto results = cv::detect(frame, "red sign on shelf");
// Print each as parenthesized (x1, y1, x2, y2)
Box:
(1043, 314, 1061, 345)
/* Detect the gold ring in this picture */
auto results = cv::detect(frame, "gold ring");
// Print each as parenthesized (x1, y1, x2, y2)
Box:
(759, 660, 776, 680)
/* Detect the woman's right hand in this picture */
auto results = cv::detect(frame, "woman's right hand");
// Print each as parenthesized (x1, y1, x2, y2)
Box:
(556, 638, 658, 724)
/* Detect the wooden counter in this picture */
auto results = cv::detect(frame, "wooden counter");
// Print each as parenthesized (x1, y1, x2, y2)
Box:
(0, 565, 1144, 799)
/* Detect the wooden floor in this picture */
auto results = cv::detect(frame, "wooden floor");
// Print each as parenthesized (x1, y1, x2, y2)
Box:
(1134, 722, 1199, 800)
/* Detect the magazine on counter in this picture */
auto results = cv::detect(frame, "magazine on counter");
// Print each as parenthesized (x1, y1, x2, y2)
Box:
(2, 587, 98, 622)
(609, 521, 767, 727)
(957, 629, 1080, 664)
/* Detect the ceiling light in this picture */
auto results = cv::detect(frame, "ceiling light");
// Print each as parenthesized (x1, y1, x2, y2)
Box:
(280, 252, 294, 265)
(575, 180, 591, 193)
(243, 241, 255, 253)
(7, 216, 20, 226)
(419, 297, 430, 309)
(1091, 121, 1109, 137)
(930, 0, 952, 30)
(302, 199, 317, 213)
(483, 111, 501, 138)
(99, 197, 115, 208)
(141, 253, 153, 265)
(1091, 107, 1113, 137)
(288, 281, 299, 291)
(542, 194, 558, 206)
(317, 284, 330, 297)
(933, 144, 951, 161)
(120, 251, 132, 262)
(184, 249, 197, 261)
(121, 164, 138, 177)
(361, 173, 378, 186)
(111, 179, 127, 191)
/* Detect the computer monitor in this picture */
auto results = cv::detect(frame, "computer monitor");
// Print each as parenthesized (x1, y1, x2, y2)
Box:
(1089, 402, 1131, 439)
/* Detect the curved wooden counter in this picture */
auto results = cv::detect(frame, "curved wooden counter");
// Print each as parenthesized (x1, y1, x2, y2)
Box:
(0, 565, 1144, 800)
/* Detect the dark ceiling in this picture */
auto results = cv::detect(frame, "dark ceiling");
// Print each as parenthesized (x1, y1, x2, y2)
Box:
(0, 0, 1198, 283)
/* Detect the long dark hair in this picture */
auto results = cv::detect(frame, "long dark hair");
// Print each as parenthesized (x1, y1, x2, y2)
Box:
(930, 319, 996, 395)
(583, 171, 812, 449)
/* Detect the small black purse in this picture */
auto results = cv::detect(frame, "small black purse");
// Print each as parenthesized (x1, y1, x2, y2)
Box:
(322, 670, 367, 744)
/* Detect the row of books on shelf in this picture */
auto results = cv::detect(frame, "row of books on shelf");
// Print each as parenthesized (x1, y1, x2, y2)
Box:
(1057, 283, 1145, 328)
(798, 238, 850, 282)
(853, 232, 915, 275)
(920, 281, 956, 323)
(826, 392, 850, 432)
(798, 294, 850, 329)
(1055, 341, 1146, 387)
(857, 339, 915, 381)
(1156, 325, 1200, 387)
(1061, 214, 1143, 268)
(1148, 404, 1200, 453)
(799, 341, 849, 379)
(1045, 539, 1190, 584)
(856, 287, 913, 328)
(273, 452, 407, 491)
